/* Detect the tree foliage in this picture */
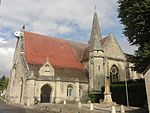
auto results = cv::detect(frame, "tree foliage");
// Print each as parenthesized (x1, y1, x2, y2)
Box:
(0, 76, 9, 91)
(118, 0, 150, 73)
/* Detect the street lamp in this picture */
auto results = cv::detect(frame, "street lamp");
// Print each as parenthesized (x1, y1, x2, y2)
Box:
(124, 70, 129, 107)
(125, 65, 136, 107)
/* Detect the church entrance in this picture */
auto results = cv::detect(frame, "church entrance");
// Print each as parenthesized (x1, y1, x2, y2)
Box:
(40, 84, 52, 103)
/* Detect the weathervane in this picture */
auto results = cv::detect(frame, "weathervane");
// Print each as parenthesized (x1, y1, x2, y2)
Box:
(94, 5, 97, 12)
(21, 24, 25, 31)
(0, 0, 1, 17)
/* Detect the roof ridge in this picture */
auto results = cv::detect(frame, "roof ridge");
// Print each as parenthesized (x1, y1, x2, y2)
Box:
(25, 31, 87, 45)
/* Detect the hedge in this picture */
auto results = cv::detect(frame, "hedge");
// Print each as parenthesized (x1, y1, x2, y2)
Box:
(109, 79, 147, 107)
(88, 93, 103, 103)
(89, 79, 147, 107)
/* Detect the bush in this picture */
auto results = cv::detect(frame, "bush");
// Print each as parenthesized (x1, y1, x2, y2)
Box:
(88, 79, 147, 107)
(88, 92, 104, 103)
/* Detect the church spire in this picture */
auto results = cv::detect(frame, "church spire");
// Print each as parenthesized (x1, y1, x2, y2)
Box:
(89, 11, 102, 44)
(90, 34, 103, 51)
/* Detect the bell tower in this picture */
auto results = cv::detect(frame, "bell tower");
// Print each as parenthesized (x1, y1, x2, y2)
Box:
(89, 12, 104, 92)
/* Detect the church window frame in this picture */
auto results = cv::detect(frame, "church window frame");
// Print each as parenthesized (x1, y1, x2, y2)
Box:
(45, 64, 49, 67)
(44, 64, 50, 72)
(98, 65, 100, 70)
(67, 84, 73, 96)
(110, 64, 119, 83)
(79, 85, 83, 97)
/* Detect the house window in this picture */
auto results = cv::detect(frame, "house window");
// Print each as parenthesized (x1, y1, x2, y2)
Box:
(67, 84, 73, 96)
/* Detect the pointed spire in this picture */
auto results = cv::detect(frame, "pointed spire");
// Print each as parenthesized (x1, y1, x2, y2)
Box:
(89, 11, 102, 44)
(90, 34, 103, 51)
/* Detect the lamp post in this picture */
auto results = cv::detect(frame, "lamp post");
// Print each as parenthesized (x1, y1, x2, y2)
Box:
(125, 66, 131, 107)
(124, 71, 129, 107)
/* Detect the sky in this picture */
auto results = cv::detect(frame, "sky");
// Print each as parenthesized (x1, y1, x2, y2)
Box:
(0, 0, 137, 76)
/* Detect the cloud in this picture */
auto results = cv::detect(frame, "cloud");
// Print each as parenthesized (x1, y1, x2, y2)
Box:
(0, 0, 120, 36)
(0, 36, 16, 76)
(0, 47, 15, 76)
(0, 0, 137, 76)
(0, 38, 7, 45)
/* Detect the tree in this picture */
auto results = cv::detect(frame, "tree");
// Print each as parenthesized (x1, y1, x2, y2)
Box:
(0, 76, 9, 91)
(118, 0, 150, 73)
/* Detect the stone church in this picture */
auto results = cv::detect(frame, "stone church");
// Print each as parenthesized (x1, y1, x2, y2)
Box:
(7, 12, 142, 106)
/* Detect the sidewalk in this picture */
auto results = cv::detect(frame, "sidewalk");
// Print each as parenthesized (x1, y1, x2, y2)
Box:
(35, 103, 148, 113)
(1, 97, 147, 113)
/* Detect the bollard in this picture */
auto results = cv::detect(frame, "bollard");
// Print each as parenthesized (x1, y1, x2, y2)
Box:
(90, 103, 94, 110)
(120, 105, 125, 113)
(45, 106, 48, 110)
(64, 100, 66, 105)
(88, 100, 91, 104)
(111, 105, 116, 113)
(78, 102, 81, 108)
(60, 108, 62, 113)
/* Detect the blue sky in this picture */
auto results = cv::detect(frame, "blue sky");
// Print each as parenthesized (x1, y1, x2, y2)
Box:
(0, 0, 137, 76)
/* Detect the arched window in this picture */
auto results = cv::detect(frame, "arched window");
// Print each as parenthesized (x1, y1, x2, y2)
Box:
(79, 85, 83, 97)
(110, 65, 119, 83)
(67, 84, 73, 96)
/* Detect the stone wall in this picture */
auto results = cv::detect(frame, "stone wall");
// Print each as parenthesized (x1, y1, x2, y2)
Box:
(144, 68, 150, 113)
(89, 50, 104, 91)
(23, 79, 88, 105)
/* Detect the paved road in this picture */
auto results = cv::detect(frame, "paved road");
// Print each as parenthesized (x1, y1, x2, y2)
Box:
(0, 101, 50, 113)
(0, 99, 148, 113)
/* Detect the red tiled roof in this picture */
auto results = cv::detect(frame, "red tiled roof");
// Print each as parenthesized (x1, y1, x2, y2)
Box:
(24, 32, 86, 70)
